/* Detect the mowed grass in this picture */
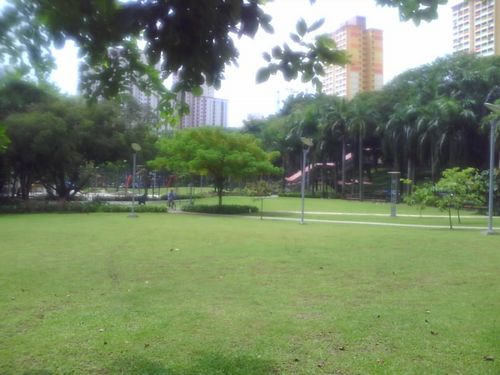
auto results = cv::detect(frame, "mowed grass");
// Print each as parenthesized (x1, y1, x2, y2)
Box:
(1, 213, 499, 374)
(182, 196, 496, 229)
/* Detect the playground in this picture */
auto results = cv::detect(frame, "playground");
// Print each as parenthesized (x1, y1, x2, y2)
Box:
(1, 207, 499, 374)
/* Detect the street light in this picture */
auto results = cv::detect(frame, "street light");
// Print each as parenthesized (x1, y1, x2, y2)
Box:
(300, 137, 313, 224)
(129, 143, 142, 218)
(484, 101, 499, 235)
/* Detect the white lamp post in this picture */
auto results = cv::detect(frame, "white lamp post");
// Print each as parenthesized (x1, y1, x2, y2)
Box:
(300, 137, 313, 224)
(388, 171, 400, 217)
(484, 102, 499, 235)
(129, 143, 142, 218)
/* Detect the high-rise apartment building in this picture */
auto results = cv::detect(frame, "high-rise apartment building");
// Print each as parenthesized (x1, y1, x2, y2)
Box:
(452, 0, 500, 56)
(175, 81, 228, 128)
(322, 16, 383, 99)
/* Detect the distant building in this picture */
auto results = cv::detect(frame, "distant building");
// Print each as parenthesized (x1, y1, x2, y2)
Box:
(452, 0, 500, 56)
(174, 80, 228, 128)
(322, 16, 383, 99)
(130, 84, 160, 113)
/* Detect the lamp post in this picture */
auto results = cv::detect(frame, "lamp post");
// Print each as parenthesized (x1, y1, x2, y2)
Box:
(129, 143, 142, 218)
(484, 102, 499, 235)
(388, 171, 400, 217)
(300, 137, 313, 224)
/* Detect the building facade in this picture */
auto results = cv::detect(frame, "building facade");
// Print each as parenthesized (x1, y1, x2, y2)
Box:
(452, 0, 500, 56)
(177, 83, 228, 128)
(323, 16, 383, 99)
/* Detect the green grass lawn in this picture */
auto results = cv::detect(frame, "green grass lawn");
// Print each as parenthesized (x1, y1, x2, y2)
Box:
(178, 196, 496, 229)
(1, 212, 499, 374)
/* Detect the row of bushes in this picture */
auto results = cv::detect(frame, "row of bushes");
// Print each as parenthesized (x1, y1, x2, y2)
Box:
(0, 200, 259, 215)
(0, 201, 168, 214)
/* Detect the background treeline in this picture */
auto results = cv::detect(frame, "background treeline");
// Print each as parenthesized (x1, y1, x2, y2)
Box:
(242, 54, 500, 199)
(0, 53, 499, 203)
(0, 79, 160, 200)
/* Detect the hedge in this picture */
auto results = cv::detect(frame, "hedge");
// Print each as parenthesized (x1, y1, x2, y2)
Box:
(0, 201, 168, 214)
(181, 204, 258, 215)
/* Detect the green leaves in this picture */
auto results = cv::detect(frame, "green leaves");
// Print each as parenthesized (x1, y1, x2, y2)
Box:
(296, 18, 307, 37)
(375, 0, 447, 24)
(256, 67, 271, 84)
(0, 122, 10, 153)
(258, 14, 346, 91)
(308, 18, 325, 33)
(152, 127, 281, 205)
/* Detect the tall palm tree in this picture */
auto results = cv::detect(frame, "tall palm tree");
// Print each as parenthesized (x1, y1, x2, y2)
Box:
(348, 100, 368, 200)
(322, 97, 350, 196)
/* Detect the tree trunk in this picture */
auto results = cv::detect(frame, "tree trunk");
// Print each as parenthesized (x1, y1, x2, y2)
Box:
(359, 134, 363, 201)
(431, 150, 436, 182)
(406, 158, 412, 196)
(341, 137, 346, 197)
(19, 171, 32, 200)
(215, 177, 224, 206)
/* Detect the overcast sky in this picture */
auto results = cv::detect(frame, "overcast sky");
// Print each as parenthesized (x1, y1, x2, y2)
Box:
(45, 0, 455, 127)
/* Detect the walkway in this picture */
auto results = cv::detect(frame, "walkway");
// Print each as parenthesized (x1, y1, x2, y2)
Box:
(174, 209, 497, 231)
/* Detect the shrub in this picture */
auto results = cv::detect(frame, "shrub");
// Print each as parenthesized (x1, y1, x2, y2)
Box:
(181, 204, 258, 215)
(0, 201, 167, 214)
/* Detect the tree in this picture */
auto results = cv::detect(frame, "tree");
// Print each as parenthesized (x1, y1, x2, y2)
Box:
(2, 90, 150, 200)
(1, 0, 449, 101)
(348, 93, 379, 200)
(434, 167, 486, 228)
(403, 182, 435, 217)
(322, 97, 350, 196)
(151, 127, 281, 206)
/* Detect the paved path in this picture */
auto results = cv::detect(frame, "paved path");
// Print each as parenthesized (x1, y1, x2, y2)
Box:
(172, 209, 496, 231)
(244, 215, 496, 231)
(272, 210, 497, 219)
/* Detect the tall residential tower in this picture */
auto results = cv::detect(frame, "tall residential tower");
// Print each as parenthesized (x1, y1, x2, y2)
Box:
(452, 0, 500, 56)
(175, 83, 228, 128)
(322, 16, 383, 99)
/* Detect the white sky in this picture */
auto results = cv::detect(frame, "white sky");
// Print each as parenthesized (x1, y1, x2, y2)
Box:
(46, 0, 455, 127)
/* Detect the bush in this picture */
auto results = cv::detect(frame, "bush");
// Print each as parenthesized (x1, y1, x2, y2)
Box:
(0, 201, 168, 214)
(181, 204, 258, 215)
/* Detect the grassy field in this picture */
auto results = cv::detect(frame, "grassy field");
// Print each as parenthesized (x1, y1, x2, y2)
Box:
(176, 196, 496, 229)
(1, 212, 499, 374)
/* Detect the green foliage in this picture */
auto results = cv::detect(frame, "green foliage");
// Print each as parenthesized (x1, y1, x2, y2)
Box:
(433, 167, 486, 228)
(1, 0, 449, 100)
(435, 167, 486, 208)
(0, 80, 157, 200)
(181, 204, 258, 215)
(0, 122, 9, 153)
(244, 180, 280, 196)
(249, 54, 500, 191)
(0, 0, 56, 81)
(0, 200, 167, 214)
(151, 127, 281, 205)
(258, 19, 348, 93)
(377, 0, 447, 24)
(403, 182, 435, 216)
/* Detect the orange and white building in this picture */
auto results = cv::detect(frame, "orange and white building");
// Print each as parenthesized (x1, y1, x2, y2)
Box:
(322, 16, 383, 99)
(452, 0, 500, 56)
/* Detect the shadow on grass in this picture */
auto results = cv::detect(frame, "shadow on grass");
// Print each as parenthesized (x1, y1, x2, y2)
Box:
(113, 352, 278, 374)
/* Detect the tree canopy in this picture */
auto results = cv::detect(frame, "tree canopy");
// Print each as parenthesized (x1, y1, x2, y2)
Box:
(151, 127, 281, 205)
(0, 79, 157, 199)
(0, 0, 449, 103)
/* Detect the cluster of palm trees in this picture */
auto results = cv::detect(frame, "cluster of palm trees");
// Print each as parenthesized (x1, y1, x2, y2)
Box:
(244, 54, 500, 199)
